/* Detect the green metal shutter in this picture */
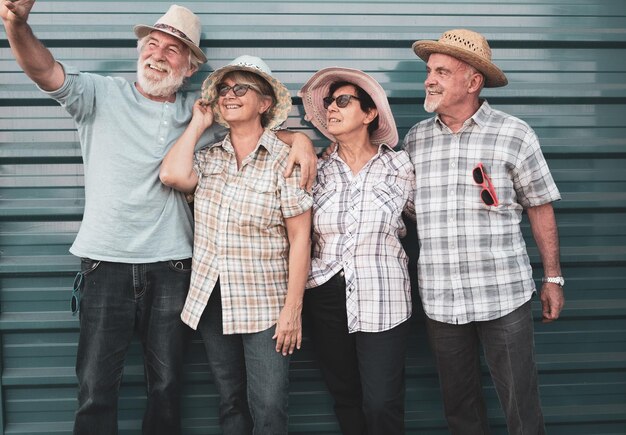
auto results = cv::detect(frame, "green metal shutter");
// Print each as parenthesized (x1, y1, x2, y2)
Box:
(1, 1, 625, 433)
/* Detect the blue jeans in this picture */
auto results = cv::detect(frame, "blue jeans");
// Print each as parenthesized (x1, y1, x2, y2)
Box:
(425, 300, 546, 435)
(73, 258, 191, 435)
(197, 284, 290, 435)
(304, 272, 410, 435)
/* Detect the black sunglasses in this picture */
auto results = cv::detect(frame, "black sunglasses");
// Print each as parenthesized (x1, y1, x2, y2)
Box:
(323, 94, 360, 109)
(217, 83, 260, 97)
(70, 271, 83, 316)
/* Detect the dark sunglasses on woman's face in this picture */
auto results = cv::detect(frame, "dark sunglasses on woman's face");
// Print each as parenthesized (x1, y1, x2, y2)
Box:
(217, 83, 259, 97)
(323, 94, 361, 109)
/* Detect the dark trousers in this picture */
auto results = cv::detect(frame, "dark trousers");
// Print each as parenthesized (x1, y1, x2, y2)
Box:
(73, 258, 191, 435)
(197, 284, 290, 435)
(425, 300, 546, 435)
(304, 272, 410, 435)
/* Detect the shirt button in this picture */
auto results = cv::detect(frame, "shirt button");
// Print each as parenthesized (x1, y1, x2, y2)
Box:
(449, 189, 455, 195)
(449, 217, 455, 223)
(450, 162, 456, 168)
(159, 137, 165, 142)
(163, 120, 168, 126)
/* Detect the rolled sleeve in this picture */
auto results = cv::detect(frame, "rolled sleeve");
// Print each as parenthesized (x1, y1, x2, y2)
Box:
(514, 129, 562, 208)
(39, 62, 96, 123)
(281, 165, 313, 218)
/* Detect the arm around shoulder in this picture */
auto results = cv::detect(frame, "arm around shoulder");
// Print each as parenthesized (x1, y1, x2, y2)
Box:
(275, 130, 318, 191)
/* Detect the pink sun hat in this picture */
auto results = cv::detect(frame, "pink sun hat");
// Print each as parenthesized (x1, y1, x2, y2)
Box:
(298, 67, 398, 147)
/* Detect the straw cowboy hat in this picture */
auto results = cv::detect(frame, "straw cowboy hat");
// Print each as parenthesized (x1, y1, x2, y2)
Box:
(201, 55, 292, 130)
(298, 67, 399, 147)
(134, 4, 207, 63)
(412, 29, 508, 88)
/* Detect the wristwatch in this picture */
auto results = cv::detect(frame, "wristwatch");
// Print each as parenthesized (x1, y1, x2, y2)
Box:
(542, 276, 565, 287)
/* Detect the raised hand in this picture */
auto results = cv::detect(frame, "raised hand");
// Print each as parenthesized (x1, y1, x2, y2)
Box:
(1, 0, 36, 24)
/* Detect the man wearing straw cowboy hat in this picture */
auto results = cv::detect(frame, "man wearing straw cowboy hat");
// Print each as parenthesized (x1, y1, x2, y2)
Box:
(404, 29, 565, 434)
(1, 1, 316, 434)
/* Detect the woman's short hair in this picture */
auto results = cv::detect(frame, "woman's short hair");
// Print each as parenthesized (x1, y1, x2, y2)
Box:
(328, 81, 380, 135)
(222, 70, 276, 127)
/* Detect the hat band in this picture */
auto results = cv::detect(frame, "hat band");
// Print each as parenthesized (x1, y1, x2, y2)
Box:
(153, 23, 193, 44)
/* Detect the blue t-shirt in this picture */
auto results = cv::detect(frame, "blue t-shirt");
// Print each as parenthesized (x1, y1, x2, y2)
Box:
(43, 63, 225, 262)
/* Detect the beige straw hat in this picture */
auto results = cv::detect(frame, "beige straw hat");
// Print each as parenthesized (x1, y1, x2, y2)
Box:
(201, 55, 292, 130)
(412, 29, 507, 88)
(134, 5, 207, 63)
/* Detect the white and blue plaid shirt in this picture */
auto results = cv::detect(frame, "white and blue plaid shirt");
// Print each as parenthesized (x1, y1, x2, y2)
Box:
(306, 144, 416, 333)
(404, 101, 561, 324)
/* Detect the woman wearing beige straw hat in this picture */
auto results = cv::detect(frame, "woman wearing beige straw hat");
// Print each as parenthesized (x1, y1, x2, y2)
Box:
(159, 55, 312, 434)
(299, 68, 415, 435)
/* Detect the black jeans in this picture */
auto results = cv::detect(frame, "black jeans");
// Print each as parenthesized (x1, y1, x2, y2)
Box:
(304, 272, 410, 435)
(73, 258, 191, 435)
(425, 300, 546, 435)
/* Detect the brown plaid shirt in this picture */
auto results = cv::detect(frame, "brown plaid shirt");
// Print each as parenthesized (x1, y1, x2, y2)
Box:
(181, 130, 313, 333)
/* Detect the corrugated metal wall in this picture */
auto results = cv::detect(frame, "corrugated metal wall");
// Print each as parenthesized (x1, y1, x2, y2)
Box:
(1, 1, 625, 434)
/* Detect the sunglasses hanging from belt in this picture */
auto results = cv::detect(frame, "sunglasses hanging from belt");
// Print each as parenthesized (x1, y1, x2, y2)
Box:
(472, 163, 499, 206)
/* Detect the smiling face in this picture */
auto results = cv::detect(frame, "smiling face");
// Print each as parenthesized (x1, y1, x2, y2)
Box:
(217, 73, 273, 128)
(423, 52, 481, 116)
(136, 30, 197, 100)
(326, 84, 378, 140)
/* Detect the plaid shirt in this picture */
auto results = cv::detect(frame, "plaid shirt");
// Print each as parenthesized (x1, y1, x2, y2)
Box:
(181, 130, 313, 333)
(403, 100, 561, 324)
(306, 144, 416, 333)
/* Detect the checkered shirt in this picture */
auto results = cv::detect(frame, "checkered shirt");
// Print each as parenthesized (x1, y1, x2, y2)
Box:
(306, 144, 416, 333)
(403, 100, 561, 324)
(181, 130, 313, 333)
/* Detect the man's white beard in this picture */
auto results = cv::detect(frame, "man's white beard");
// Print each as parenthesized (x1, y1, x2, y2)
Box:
(423, 95, 440, 113)
(136, 58, 188, 98)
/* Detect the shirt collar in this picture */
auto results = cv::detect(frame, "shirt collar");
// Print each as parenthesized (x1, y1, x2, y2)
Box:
(328, 141, 396, 161)
(434, 99, 491, 132)
(210, 129, 276, 156)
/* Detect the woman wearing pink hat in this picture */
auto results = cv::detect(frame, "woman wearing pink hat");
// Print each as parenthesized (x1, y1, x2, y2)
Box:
(160, 55, 312, 434)
(299, 68, 416, 434)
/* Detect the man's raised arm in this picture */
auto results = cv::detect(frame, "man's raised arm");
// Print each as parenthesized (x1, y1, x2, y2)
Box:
(2, 0, 65, 90)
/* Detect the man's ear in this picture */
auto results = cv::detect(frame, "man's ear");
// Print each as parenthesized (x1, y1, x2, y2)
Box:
(468, 72, 484, 94)
(185, 64, 199, 78)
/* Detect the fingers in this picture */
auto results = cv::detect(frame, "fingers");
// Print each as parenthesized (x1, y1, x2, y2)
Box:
(283, 154, 296, 179)
(299, 159, 311, 190)
(273, 326, 301, 355)
(541, 283, 564, 323)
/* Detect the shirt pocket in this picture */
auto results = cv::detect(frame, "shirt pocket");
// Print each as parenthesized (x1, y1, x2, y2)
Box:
(197, 158, 225, 185)
(313, 181, 339, 213)
(237, 176, 278, 229)
(372, 181, 403, 217)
